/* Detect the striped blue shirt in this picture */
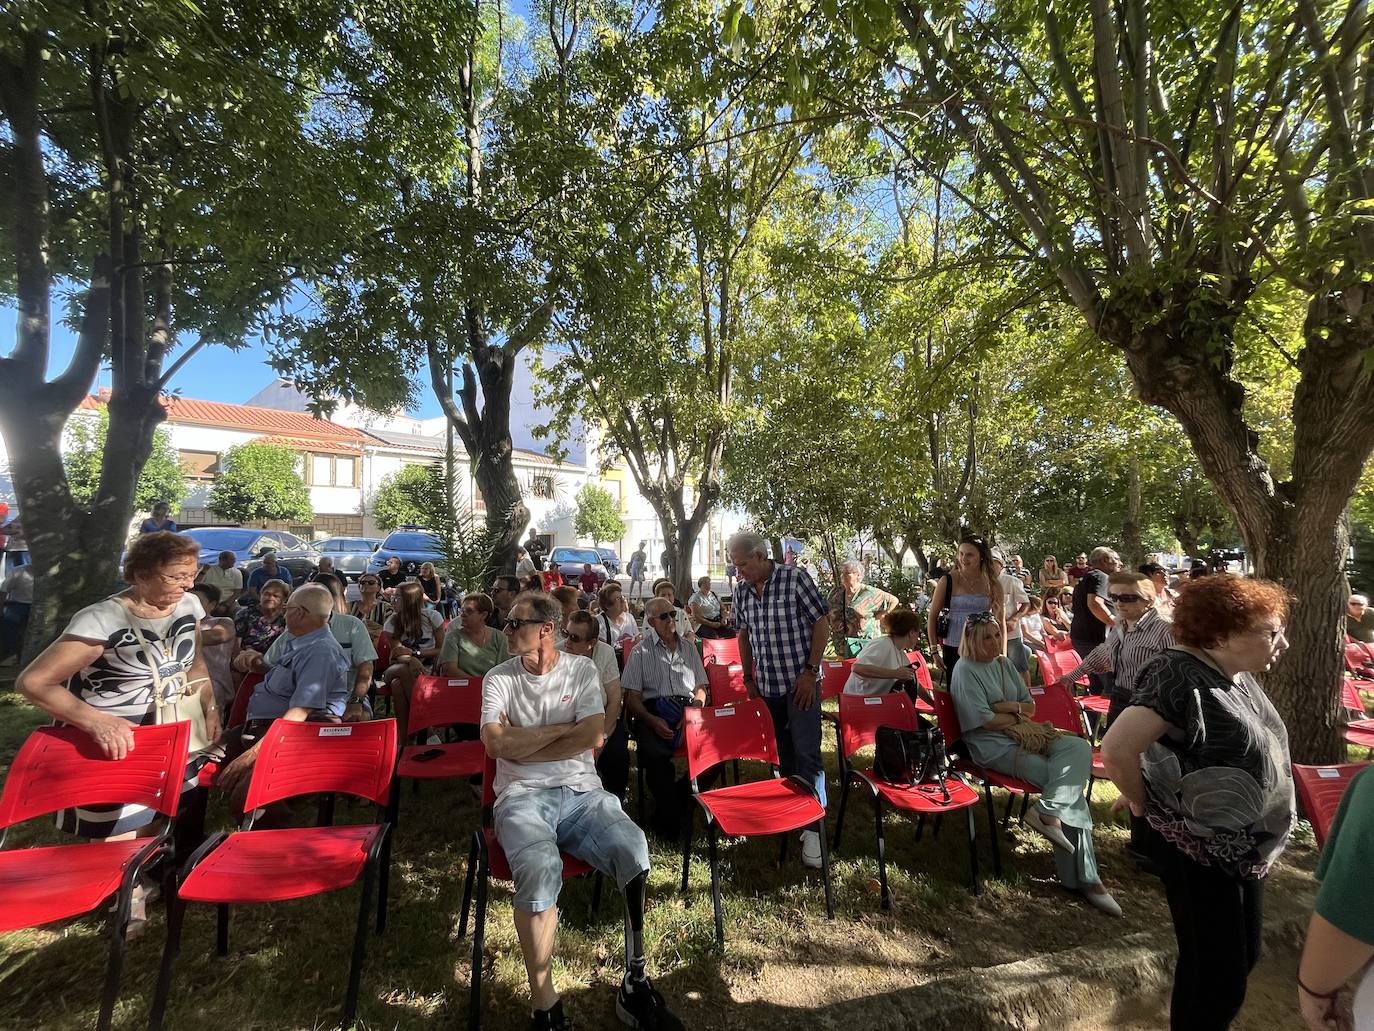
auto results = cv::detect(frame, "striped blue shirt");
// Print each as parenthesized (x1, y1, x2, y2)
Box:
(731, 562, 827, 697)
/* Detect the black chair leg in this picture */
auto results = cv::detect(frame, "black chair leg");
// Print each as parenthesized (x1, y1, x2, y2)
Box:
(984, 783, 1003, 877)
(680, 811, 694, 896)
(342, 860, 377, 1029)
(636, 753, 646, 826)
(459, 833, 478, 937)
(591, 871, 603, 915)
(1018, 793, 1030, 825)
(376, 824, 393, 935)
(467, 855, 489, 1031)
(914, 813, 925, 842)
(966, 805, 982, 897)
(216, 903, 230, 956)
(873, 801, 890, 911)
(97, 884, 132, 1031)
(708, 824, 724, 948)
(832, 778, 850, 851)
(148, 896, 187, 1031)
(932, 814, 943, 838)
(817, 815, 835, 919)
(1001, 791, 1017, 829)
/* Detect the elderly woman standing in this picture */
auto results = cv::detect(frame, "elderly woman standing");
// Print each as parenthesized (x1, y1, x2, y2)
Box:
(17, 531, 217, 836)
(1101, 575, 1295, 1030)
(951, 610, 1119, 917)
(838, 559, 897, 639)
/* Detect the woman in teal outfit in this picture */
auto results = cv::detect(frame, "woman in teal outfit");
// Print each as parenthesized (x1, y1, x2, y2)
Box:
(951, 611, 1121, 917)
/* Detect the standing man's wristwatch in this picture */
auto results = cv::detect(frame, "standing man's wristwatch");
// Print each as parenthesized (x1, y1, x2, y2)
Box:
(804, 663, 821, 675)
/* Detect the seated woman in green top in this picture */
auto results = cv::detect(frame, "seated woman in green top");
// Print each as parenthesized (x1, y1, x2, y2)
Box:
(437, 592, 509, 677)
(950, 611, 1120, 917)
(1298, 766, 1374, 1030)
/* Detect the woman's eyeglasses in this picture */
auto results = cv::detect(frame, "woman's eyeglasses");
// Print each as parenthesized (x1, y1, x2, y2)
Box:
(156, 573, 197, 587)
(1107, 593, 1144, 604)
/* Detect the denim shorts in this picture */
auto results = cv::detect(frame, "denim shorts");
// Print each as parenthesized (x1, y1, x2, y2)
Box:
(493, 785, 649, 912)
(1006, 637, 1031, 674)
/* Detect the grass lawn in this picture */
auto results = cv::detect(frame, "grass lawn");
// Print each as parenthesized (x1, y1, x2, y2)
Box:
(0, 687, 1327, 1031)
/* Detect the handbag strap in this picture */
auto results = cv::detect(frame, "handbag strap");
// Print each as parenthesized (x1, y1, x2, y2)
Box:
(117, 597, 182, 720)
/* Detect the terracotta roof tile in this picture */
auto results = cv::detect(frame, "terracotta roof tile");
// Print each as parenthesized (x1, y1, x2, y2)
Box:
(77, 391, 364, 442)
(252, 435, 362, 456)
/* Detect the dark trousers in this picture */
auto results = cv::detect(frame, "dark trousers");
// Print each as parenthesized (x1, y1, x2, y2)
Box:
(1070, 638, 1117, 699)
(0, 601, 29, 661)
(1150, 828, 1264, 1030)
(597, 718, 630, 801)
(941, 645, 960, 686)
(633, 715, 718, 836)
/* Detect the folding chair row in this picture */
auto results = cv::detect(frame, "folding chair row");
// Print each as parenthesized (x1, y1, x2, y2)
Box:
(1292, 762, 1369, 848)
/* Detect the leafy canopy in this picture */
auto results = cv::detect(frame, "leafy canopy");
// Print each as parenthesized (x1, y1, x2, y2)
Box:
(208, 443, 312, 524)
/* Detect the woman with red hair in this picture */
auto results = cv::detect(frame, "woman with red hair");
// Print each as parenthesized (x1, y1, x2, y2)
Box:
(1101, 574, 1296, 1031)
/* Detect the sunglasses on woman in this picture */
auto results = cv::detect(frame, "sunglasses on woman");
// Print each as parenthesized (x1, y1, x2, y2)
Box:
(966, 610, 997, 626)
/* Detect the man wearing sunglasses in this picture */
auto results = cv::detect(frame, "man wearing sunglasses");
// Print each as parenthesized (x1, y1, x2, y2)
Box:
(1061, 571, 1174, 726)
(481, 591, 679, 1031)
(559, 609, 629, 800)
(621, 597, 710, 840)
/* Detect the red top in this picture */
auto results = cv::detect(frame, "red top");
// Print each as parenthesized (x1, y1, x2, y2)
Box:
(541, 570, 564, 590)
(578, 572, 599, 592)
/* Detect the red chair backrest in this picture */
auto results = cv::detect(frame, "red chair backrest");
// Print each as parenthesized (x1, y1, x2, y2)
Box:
(1029, 680, 1087, 735)
(375, 631, 392, 670)
(1292, 763, 1367, 848)
(621, 637, 637, 660)
(1045, 635, 1074, 654)
(1345, 641, 1374, 674)
(705, 663, 748, 705)
(906, 650, 934, 693)
(243, 718, 397, 811)
(930, 689, 965, 750)
(702, 637, 741, 666)
(0, 722, 192, 830)
(683, 699, 778, 779)
(838, 692, 917, 762)
(1041, 647, 1090, 687)
(228, 672, 263, 729)
(820, 658, 855, 701)
(1342, 680, 1369, 717)
(407, 674, 484, 736)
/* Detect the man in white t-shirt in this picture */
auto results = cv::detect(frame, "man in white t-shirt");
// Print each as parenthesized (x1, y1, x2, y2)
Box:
(993, 554, 1032, 684)
(559, 609, 628, 800)
(481, 591, 680, 1031)
(198, 551, 244, 603)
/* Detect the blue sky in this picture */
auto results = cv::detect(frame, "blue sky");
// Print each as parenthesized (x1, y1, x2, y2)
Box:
(2, 303, 447, 418)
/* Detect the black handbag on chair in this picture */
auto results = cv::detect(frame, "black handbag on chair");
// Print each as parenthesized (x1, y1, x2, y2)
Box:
(873, 724, 954, 804)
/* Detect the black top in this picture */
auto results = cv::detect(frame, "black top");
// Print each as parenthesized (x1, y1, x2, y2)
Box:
(379, 570, 406, 591)
(419, 575, 441, 602)
(1130, 649, 1295, 877)
(1070, 567, 1110, 645)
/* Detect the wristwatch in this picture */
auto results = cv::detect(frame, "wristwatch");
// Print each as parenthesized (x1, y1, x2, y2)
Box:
(804, 663, 821, 675)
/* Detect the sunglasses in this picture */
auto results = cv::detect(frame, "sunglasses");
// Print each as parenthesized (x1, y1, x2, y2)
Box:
(565, 633, 593, 645)
(653, 612, 676, 622)
(503, 617, 546, 631)
(1108, 593, 1144, 603)
(966, 611, 997, 626)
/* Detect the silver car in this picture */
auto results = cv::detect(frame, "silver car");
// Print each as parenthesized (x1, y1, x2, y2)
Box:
(311, 536, 382, 580)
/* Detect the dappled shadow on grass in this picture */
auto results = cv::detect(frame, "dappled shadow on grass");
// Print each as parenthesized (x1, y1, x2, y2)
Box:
(0, 697, 1323, 1030)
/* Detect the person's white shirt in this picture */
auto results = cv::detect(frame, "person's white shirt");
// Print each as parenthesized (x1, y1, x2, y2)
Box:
(200, 564, 243, 597)
(596, 609, 639, 645)
(480, 652, 605, 800)
(844, 635, 908, 695)
(516, 556, 536, 577)
(999, 571, 1030, 639)
(557, 639, 619, 702)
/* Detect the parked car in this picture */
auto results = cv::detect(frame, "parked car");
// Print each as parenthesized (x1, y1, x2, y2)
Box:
(179, 526, 319, 583)
(549, 546, 608, 585)
(366, 528, 447, 577)
(597, 548, 621, 576)
(311, 536, 382, 580)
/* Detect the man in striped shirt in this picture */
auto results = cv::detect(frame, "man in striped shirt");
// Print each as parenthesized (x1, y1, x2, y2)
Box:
(1061, 571, 1174, 725)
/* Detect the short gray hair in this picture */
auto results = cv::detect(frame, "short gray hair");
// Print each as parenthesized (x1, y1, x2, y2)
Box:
(840, 559, 865, 577)
(1353, 594, 1370, 607)
(646, 597, 673, 619)
(1089, 546, 1119, 565)
(289, 584, 334, 619)
(512, 590, 560, 625)
(728, 531, 769, 559)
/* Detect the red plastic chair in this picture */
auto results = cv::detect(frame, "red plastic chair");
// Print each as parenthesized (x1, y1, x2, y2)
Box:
(702, 636, 741, 666)
(679, 699, 833, 947)
(930, 689, 1040, 878)
(458, 753, 602, 1031)
(1345, 719, 1374, 757)
(706, 663, 749, 705)
(198, 672, 266, 788)
(1292, 763, 1368, 848)
(1343, 680, 1370, 717)
(1039, 647, 1092, 689)
(819, 658, 857, 774)
(149, 718, 397, 1031)
(396, 675, 486, 782)
(833, 693, 981, 906)
(0, 722, 192, 1031)
(905, 650, 936, 714)
(1031, 681, 1109, 794)
(1345, 641, 1374, 678)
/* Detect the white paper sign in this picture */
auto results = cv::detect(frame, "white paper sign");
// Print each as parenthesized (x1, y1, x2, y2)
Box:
(319, 726, 353, 737)
(1317, 768, 1341, 779)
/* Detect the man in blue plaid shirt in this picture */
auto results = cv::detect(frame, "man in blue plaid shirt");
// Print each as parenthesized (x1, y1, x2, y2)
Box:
(728, 531, 831, 868)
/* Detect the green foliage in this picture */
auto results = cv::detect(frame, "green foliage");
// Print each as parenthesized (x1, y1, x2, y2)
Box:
(63, 409, 185, 514)
(207, 443, 312, 524)
(573, 484, 624, 546)
(372, 465, 442, 533)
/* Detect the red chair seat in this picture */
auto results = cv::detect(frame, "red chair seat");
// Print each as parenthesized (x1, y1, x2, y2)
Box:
(857, 772, 980, 814)
(1091, 748, 1107, 777)
(1078, 695, 1111, 715)
(913, 696, 935, 715)
(1344, 720, 1374, 749)
(953, 758, 1038, 795)
(397, 740, 485, 780)
(179, 825, 385, 904)
(0, 839, 151, 933)
(695, 778, 823, 837)
(480, 826, 594, 882)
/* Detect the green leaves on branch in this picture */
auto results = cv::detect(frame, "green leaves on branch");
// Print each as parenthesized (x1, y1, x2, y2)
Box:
(208, 443, 312, 524)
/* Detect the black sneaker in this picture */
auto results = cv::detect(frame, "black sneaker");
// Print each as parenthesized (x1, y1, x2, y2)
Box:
(616, 977, 683, 1030)
(530, 998, 569, 1030)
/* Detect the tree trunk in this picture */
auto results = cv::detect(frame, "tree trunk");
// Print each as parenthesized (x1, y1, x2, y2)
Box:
(1121, 456, 1144, 568)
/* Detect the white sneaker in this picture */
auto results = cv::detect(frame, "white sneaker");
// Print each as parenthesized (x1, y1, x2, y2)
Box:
(800, 829, 823, 869)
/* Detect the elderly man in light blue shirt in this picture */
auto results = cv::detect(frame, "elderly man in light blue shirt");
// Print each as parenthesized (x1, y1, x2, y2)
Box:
(622, 596, 710, 840)
(214, 584, 350, 801)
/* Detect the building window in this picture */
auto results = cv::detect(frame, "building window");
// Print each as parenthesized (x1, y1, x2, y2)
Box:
(531, 474, 554, 499)
(308, 453, 357, 487)
(179, 450, 218, 481)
